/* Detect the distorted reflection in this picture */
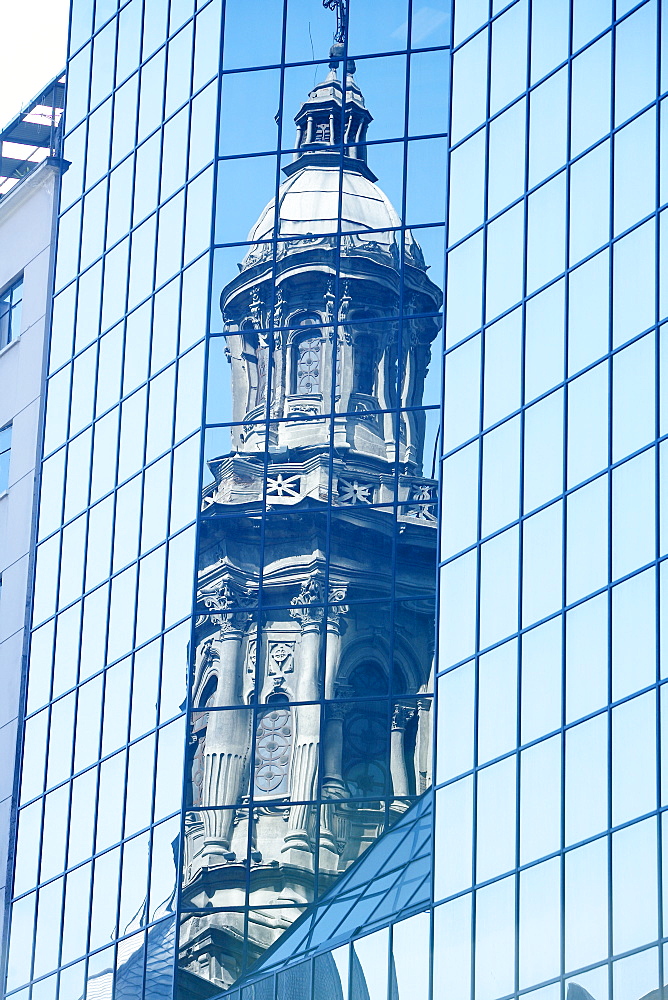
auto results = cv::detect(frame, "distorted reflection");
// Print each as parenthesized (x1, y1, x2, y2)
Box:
(178, 41, 441, 994)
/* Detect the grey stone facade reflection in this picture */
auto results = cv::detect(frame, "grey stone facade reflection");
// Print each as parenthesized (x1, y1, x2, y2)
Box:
(179, 52, 441, 991)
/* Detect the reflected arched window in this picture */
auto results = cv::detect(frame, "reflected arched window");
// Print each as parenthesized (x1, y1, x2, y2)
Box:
(292, 313, 322, 394)
(354, 334, 375, 395)
(342, 661, 390, 799)
(349, 661, 389, 696)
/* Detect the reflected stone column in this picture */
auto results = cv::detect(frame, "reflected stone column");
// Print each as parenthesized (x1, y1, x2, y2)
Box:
(319, 592, 349, 862)
(284, 577, 324, 858)
(323, 587, 348, 701)
(322, 700, 346, 789)
(390, 704, 417, 810)
(319, 700, 347, 865)
(200, 583, 255, 863)
(415, 696, 432, 796)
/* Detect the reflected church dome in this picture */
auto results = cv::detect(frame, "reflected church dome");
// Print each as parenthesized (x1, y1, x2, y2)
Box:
(241, 51, 426, 272)
(245, 165, 420, 261)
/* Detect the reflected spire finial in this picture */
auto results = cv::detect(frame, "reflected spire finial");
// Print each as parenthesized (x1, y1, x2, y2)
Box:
(323, 0, 348, 44)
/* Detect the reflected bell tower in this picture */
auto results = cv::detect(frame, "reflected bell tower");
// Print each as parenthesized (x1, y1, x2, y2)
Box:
(178, 47, 442, 995)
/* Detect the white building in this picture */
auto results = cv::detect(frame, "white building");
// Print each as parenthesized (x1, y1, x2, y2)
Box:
(0, 75, 64, 951)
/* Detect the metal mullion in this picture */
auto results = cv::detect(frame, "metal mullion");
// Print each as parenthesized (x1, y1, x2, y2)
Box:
(77, 32, 121, 689)
(111, 266, 154, 656)
(144, 722, 169, 977)
(211, 214, 444, 242)
(106, 0, 149, 680)
(450, 60, 662, 186)
(606, 8, 617, 997)
(243, 694, 262, 971)
(163, 0, 195, 293)
(514, 1, 533, 993)
(110, 748, 137, 987)
(82, 755, 105, 975)
(22, 803, 48, 989)
(101, 427, 136, 958)
(215, 126, 452, 164)
(443, 325, 662, 471)
(180, 12, 199, 208)
(101, 360, 137, 766)
(559, 2, 575, 995)
(26, 626, 65, 951)
(250, 0, 290, 974)
(11, 801, 182, 908)
(141, 273, 181, 645)
(656, 0, 666, 986)
(382, 0, 414, 835)
(501, 360, 661, 499)
(192, 787, 404, 809)
(203, 400, 441, 430)
(35, 537, 66, 699)
(93, 0, 118, 36)
(51, 697, 84, 969)
(437, 552, 668, 685)
(428, 6, 455, 989)
(385, 919, 394, 1000)
(469, 8, 493, 998)
(382, 0, 415, 842)
(214, 43, 450, 82)
(316, 0, 352, 908)
(46, 589, 443, 655)
(61, 38, 93, 253)
(245, 48, 291, 939)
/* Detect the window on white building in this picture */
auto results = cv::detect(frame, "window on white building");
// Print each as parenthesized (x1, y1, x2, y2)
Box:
(0, 276, 23, 348)
(0, 423, 11, 493)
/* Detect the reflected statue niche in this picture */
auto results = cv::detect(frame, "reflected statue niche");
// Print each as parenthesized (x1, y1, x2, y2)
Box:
(177, 40, 441, 998)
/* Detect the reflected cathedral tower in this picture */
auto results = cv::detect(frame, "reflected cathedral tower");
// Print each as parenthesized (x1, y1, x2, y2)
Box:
(179, 47, 442, 992)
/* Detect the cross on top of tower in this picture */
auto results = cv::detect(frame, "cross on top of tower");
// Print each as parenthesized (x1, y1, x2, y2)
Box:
(323, 0, 348, 44)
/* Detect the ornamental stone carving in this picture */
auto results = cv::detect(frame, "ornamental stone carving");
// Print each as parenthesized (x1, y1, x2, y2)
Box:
(268, 641, 295, 675)
(289, 576, 325, 628)
(201, 581, 257, 636)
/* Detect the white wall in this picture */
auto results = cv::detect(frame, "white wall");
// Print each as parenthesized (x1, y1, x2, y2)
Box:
(0, 160, 58, 943)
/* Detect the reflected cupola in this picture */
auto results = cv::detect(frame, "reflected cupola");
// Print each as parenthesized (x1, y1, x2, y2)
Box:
(218, 50, 442, 479)
(287, 44, 374, 178)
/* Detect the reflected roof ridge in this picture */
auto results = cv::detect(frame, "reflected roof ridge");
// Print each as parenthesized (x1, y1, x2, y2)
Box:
(220, 792, 433, 994)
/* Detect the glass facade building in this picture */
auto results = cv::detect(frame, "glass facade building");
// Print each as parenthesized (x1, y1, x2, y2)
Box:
(438, 4, 664, 999)
(2, 1, 666, 1000)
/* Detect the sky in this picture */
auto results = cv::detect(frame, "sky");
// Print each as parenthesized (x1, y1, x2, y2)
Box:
(0, 0, 69, 128)
(0, 0, 449, 129)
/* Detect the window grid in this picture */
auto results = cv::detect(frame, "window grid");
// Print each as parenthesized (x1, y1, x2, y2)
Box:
(434, 2, 666, 999)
